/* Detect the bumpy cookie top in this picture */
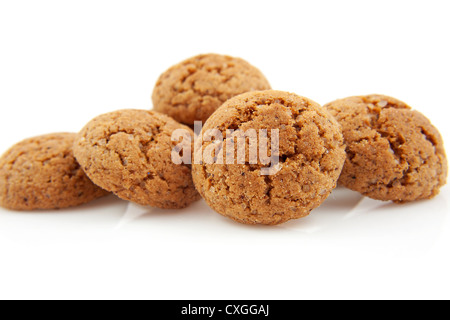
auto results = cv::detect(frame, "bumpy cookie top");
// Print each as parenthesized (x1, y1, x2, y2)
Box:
(192, 90, 346, 225)
(74, 109, 200, 209)
(152, 53, 271, 125)
(0, 133, 108, 210)
(325, 94, 448, 202)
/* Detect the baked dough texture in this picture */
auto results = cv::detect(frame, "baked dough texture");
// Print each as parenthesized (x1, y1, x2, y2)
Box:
(152, 53, 271, 125)
(192, 90, 346, 225)
(74, 109, 200, 209)
(0, 133, 108, 210)
(324, 94, 448, 202)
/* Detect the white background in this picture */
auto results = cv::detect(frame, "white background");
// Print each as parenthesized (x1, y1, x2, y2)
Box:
(0, 0, 449, 300)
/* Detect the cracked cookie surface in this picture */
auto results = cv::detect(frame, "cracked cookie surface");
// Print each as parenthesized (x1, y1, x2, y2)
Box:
(0, 133, 109, 210)
(74, 109, 200, 209)
(152, 53, 271, 125)
(324, 94, 448, 202)
(192, 90, 346, 225)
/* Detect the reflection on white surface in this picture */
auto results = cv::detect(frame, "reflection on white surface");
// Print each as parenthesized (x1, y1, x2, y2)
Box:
(281, 187, 448, 256)
(113, 202, 148, 231)
(0, 187, 447, 253)
(115, 186, 448, 257)
(0, 185, 448, 299)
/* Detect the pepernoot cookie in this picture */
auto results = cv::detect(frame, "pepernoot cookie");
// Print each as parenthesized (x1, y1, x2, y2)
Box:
(324, 94, 448, 202)
(73, 109, 200, 209)
(152, 53, 271, 125)
(192, 90, 346, 225)
(0, 133, 109, 210)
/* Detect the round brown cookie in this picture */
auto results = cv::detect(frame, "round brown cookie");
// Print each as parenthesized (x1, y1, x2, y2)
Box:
(192, 90, 346, 225)
(74, 109, 200, 209)
(324, 94, 448, 202)
(0, 133, 109, 211)
(152, 53, 271, 125)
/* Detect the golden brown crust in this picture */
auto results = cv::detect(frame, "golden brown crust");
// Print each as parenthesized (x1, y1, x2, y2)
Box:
(324, 94, 448, 202)
(152, 53, 271, 125)
(192, 90, 346, 225)
(73, 109, 200, 209)
(0, 133, 109, 210)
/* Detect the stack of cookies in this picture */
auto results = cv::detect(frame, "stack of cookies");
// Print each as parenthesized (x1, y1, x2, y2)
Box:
(0, 53, 447, 225)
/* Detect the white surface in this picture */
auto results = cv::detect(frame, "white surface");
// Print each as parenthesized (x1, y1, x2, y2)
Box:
(0, 0, 449, 300)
